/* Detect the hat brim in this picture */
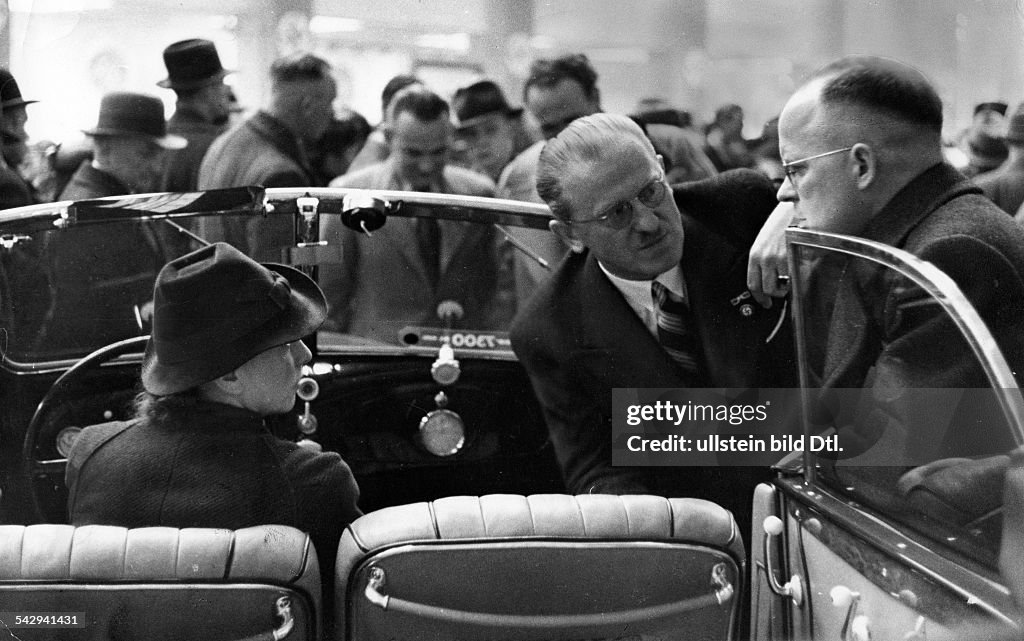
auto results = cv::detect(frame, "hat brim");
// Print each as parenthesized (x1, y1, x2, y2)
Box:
(156, 68, 232, 90)
(140, 262, 327, 396)
(455, 107, 523, 131)
(83, 128, 188, 150)
(2, 98, 37, 109)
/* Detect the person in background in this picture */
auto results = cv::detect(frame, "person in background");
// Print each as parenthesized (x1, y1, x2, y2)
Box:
(157, 38, 234, 192)
(311, 107, 371, 185)
(321, 86, 505, 343)
(198, 52, 336, 261)
(974, 101, 1024, 215)
(0, 69, 37, 207)
(344, 73, 421, 174)
(703, 103, 753, 171)
(452, 79, 539, 182)
(954, 101, 1008, 177)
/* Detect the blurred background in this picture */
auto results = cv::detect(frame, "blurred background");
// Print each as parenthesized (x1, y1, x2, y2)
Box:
(4, 0, 1024, 144)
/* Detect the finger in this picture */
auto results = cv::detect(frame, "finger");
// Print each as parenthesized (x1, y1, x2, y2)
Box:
(747, 262, 772, 308)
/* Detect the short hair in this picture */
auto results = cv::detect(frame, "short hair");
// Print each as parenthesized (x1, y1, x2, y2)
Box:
(536, 113, 655, 221)
(808, 55, 943, 133)
(381, 74, 421, 114)
(388, 85, 449, 123)
(317, 108, 371, 152)
(270, 52, 332, 84)
(524, 53, 599, 103)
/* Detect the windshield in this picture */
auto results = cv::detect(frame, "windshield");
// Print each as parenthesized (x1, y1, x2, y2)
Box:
(0, 188, 555, 365)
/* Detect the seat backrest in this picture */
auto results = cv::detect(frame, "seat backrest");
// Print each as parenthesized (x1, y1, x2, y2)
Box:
(336, 494, 744, 641)
(0, 524, 321, 641)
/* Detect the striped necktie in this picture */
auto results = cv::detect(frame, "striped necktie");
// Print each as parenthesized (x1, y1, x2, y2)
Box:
(652, 280, 699, 380)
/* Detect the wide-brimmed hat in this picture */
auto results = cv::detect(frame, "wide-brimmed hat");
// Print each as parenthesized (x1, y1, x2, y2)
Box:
(452, 80, 522, 129)
(157, 39, 231, 89)
(83, 92, 187, 150)
(141, 242, 327, 396)
(1005, 102, 1024, 144)
(0, 68, 37, 109)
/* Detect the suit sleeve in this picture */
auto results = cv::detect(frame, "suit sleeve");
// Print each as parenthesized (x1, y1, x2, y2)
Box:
(511, 323, 652, 494)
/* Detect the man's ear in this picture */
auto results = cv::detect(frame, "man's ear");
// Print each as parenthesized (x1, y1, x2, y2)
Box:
(850, 143, 877, 189)
(550, 218, 585, 253)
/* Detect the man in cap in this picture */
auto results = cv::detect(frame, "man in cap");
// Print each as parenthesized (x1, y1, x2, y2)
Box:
(157, 38, 234, 192)
(60, 91, 186, 200)
(199, 52, 336, 261)
(510, 113, 794, 532)
(67, 241, 361, 583)
(452, 79, 537, 182)
(0, 68, 36, 208)
(42, 92, 186, 351)
(974, 102, 1024, 215)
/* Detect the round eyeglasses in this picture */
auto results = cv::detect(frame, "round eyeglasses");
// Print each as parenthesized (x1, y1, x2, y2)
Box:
(569, 176, 669, 230)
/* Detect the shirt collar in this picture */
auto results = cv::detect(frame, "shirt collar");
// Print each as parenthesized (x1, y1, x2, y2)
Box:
(599, 262, 687, 312)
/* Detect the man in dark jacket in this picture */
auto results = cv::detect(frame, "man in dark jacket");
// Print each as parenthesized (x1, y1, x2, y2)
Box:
(511, 114, 794, 534)
(67, 242, 362, 584)
(198, 52, 335, 261)
(157, 38, 234, 192)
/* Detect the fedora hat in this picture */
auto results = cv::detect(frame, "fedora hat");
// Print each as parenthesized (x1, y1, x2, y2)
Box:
(141, 242, 327, 396)
(452, 80, 522, 129)
(0, 68, 36, 109)
(83, 92, 186, 149)
(157, 38, 231, 89)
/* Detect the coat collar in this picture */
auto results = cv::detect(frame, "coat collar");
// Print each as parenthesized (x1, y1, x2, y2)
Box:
(861, 162, 979, 247)
(246, 111, 313, 179)
(68, 160, 133, 197)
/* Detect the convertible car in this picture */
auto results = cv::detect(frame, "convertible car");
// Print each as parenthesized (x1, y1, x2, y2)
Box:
(0, 188, 1022, 640)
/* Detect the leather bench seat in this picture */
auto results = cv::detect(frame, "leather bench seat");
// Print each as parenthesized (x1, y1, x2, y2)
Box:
(336, 494, 744, 641)
(0, 524, 320, 641)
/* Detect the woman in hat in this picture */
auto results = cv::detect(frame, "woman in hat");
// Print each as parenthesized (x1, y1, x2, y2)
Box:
(66, 242, 362, 581)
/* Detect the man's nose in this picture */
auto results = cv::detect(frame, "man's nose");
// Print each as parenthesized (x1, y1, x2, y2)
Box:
(631, 203, 661, 232)
(294, 340, 312, 366)
(777, 176, 797, 203)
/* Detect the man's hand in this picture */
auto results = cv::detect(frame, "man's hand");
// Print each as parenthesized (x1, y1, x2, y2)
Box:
(747, 202, 796, 308)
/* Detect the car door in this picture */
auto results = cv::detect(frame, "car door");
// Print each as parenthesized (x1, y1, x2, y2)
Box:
(751, 228, 1024, 640)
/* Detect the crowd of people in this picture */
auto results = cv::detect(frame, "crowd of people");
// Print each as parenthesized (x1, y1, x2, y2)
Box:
(6, 35, 1024, 621)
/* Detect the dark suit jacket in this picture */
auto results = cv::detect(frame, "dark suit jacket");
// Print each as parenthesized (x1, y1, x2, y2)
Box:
(0, 162, 33, 210)
(198, 111, 314, 261)
(160, 106, 226, 193)
(67, 400, 361, 589)
(320, 160, 505, 343)
(817, 163, 1024, 463)
(511, 198, 795, 498)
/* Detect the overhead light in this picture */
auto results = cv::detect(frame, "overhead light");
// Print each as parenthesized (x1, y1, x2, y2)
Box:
(309, 16, 363, 34)
(415, 33, 471, 53)
(9, 0, 113, 11)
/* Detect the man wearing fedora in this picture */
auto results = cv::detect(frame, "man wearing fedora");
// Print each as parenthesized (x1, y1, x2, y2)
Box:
(157, 38, 234, 193)
(0, 68, 36, 208)
(60, 91, 186, 200)
(41, 92, 186, 351)
(975, 102, 1024, 215)
(452, 79, 539, 182)
(67, 241, 361, 585)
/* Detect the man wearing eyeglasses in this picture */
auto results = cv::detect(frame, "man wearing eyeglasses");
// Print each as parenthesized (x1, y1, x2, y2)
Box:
(510, 114, 795, 523)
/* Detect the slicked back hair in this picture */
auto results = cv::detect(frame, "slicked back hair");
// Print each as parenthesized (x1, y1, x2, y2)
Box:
(524, 53, 599, 104)
(810, 55, 943, 133)
(388, 85, 450, 123)
(536, 113, 654, 221)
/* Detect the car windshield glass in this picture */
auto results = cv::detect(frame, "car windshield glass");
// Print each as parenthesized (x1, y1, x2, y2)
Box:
(787, 229, 1024, 568)
(0, 190, 556, 364)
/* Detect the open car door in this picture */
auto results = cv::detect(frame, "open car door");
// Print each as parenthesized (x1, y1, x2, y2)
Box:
(751, 228, 1024, 640)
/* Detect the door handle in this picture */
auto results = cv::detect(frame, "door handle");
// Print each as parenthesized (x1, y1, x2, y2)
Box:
(761, 515, 805, 607)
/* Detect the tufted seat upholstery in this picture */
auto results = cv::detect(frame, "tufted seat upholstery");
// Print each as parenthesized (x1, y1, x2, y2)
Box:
(336, 494, 744, 641)
(0, 524, 320, 641)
